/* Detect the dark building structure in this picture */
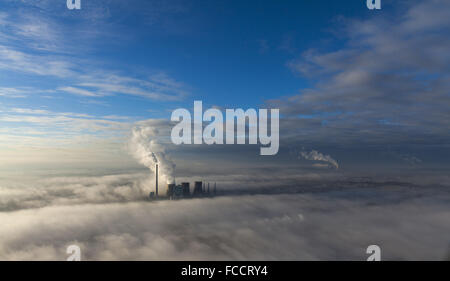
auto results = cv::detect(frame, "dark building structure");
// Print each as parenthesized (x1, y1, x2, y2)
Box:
(149, 177, 215, 201)
(182, 182, 190, 197)
(166, 183, 175, 198)
(193, 181, 203, 197)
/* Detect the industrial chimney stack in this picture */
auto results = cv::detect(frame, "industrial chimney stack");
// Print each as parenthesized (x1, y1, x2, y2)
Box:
(155, 163, 158, 198)
(150, 152, 159, 199)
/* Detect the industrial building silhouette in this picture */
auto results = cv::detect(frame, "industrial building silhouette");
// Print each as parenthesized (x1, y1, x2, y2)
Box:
(148, 156, 216, 200)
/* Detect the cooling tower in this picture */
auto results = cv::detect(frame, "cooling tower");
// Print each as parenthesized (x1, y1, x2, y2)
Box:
(193, 181, 203, 196)
(182, 182, 190, 197)
(167, 183, 175, 198)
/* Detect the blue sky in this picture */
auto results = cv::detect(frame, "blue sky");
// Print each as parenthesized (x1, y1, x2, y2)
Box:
(0, 0, 377, 119)
(0, 0, 449, 175)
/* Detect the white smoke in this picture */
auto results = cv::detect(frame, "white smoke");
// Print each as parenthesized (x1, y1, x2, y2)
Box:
(129, 125, 175, 189)
(300, 149, 339, 169)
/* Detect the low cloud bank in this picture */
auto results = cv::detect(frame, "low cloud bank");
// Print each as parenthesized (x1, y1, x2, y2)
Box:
(0, 171, 449, 260)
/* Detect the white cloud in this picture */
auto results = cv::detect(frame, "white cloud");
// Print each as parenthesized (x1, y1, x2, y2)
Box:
(0, 87, 32, 98)
(0, 6, 190, 101)
(76, 73, 188, 101)
(0, 107, 132, 152)
(11, 108, 51, 115)
(0, 45, 75, 77)
(269, 0, 450, 147)
(0, 173, 449, 260)
(58, 86, 105, 97)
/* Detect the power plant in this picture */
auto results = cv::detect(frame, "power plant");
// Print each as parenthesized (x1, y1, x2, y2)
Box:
(148, 153, 217, 201)
(149, 179, 217, 201)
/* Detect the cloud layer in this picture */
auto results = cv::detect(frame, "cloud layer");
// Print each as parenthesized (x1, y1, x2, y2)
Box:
(269, 0, 450, 148)
(1, 170, 450, 261)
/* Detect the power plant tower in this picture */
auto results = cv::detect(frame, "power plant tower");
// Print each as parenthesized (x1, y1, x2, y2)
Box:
(167, 183, 175, 199)
(193, 181, 203, 196)
(146, 154, 215, 200)
(155, 163, 158, 198)
(182, 182, 190, 197)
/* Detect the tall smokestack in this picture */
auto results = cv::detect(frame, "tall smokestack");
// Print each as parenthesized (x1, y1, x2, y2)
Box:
(155, 163, 159, 198)
(150, 152, 159, 199)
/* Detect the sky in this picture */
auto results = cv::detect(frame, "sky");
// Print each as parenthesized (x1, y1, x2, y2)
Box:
(0, 0, 448, 179)
(1, 0, 448, 177)
(0, 0, 450, 260)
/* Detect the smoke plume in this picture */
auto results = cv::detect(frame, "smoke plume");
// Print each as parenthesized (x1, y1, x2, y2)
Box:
(300, 149, 339, 169)
(129, 125, 175, 189)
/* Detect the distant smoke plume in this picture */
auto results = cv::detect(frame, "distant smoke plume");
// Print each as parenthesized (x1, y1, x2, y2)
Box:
(129, 125, 175, 187)
(300, 149, 339, 169)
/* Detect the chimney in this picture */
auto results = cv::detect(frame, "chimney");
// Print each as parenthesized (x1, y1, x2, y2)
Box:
(155, 163, 159, 198)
